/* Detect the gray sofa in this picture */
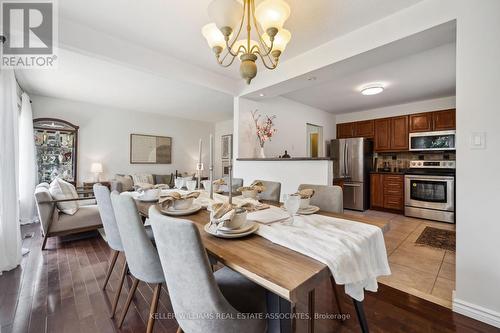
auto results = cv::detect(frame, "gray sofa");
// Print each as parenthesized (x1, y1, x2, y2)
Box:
(110, 173, 175, 193)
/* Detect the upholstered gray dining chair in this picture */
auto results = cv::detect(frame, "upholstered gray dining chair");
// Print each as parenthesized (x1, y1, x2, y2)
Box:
(110, 193, 165, 333)
(298, 184, 343, 213)
(93, 185, 128, 318)
(253, 180, 281, 202)
(148, 206, 267, 333)
(222, 177, 243, 193)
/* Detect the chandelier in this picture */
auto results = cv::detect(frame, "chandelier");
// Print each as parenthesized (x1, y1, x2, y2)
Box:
(202, 0, 291, 84)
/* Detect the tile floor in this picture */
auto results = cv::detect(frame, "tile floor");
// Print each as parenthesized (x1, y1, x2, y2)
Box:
(344, 209, 456, 308)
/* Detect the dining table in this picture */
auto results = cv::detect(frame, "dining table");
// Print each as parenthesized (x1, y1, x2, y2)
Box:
(134, 194, 389, 333)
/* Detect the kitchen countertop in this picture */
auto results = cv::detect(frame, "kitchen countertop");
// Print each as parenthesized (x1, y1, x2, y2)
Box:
(370, 170, 407, 175)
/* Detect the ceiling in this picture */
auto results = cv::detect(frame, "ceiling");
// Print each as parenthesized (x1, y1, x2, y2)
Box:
(58, 0, 425, 80)
(17, 0, 434, 122)
(16, 49, 234, 122)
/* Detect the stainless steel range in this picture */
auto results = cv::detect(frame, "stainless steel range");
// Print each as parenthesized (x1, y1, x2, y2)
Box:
(404, 160, 456, 223)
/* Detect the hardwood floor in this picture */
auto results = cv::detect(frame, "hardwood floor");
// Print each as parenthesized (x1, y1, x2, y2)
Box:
(0, 224, 498, 333)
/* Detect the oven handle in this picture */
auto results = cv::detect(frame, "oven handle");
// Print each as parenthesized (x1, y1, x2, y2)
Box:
(405, 175, 455, 182)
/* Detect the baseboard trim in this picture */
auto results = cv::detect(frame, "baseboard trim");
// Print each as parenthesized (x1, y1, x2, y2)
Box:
(453, 293, 500, 328)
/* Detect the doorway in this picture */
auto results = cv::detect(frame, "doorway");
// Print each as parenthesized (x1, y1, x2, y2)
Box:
(306, 124, 323, 157)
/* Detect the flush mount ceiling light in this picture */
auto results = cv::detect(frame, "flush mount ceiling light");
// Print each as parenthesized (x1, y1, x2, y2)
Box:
(360, 83, 385, 96)
(202, 0, 292, 84)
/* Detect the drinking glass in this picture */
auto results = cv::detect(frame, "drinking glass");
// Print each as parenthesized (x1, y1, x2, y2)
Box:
(186, 180, 197, 191)
(174, 178, 184, 189)
(283, 194, 301, 225)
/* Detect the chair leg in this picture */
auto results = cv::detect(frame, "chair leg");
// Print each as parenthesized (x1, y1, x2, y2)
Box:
(176, 327, 183, 333)
(41, 233, 49, 250)
(117, 277, 139, 328)
(330, 276, 345, 321)
(102, 250, 120, 290)
(110, 260, 128, 318)
(146, 283, 162, 333)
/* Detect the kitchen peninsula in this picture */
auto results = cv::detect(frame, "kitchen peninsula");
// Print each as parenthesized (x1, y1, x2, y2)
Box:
(235, 157, 333, 195)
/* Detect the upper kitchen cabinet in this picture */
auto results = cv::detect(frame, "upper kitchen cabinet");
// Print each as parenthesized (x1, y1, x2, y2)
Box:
(433, 109, 456, 131)
(374, 118, 391, 151)
(354, 120, 374, 138)
(409, 112, 433, 132)
(337, 122, 354, 138)
(390, 116, 409, 151)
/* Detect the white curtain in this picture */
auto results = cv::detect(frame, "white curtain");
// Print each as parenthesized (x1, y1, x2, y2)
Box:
(0, 68, 22, 274)
(19, 92, 38, 224)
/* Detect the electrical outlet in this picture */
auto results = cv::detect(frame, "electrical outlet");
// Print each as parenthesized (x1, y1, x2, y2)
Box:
(469, 132, 486, 149)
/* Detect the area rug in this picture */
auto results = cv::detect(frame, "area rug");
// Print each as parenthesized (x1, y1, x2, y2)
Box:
(415, 226, 455, 251)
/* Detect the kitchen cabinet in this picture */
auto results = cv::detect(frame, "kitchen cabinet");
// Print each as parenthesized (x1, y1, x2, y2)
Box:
(337, 123, 354, 138)
(374, 118, 391, 151)
(409, 113, 433, 132)
(371, 173, 404, 212)
(433, 109, 456, 131)
(354, 120, 374, 138)
(390, 116, 409, 151)
(370, 174, 384, 208)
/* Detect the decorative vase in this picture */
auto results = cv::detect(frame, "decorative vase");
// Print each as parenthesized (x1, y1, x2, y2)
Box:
(259, 146, 266, 158)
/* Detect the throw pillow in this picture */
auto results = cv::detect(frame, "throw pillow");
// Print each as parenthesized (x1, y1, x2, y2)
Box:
(132, 173, 154, 186)
(154, 174, 173, 186)
(49, 178, 79, 215)
(115, 174, 134, 192)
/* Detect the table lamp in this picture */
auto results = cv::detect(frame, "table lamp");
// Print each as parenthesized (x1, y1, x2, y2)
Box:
(90, 162, 103, 182)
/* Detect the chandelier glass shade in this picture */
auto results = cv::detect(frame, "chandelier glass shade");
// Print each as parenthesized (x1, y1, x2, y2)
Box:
(202, 0, 291, 84)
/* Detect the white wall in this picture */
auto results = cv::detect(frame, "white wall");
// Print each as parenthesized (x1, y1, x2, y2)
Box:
(214, 119, 233, 179)
(31, 95, 216, 185)
(236, 96, 336, 158)
(335, 96, 456, 123)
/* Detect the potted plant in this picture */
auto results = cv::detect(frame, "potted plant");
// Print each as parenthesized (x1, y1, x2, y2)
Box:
(251, 110, 277, 158)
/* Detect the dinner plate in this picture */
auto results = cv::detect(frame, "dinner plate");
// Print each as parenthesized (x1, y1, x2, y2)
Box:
(216, 221, 256, 234)
(297, 205, 320, 215)
(204, 222, 259, 239)
(160, 204, 202, 216)
(135, 196, 159, 202)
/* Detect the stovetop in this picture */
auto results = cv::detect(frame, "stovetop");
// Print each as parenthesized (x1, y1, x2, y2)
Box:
(405, 168, 456, 176)
(405, 160, 456, 176)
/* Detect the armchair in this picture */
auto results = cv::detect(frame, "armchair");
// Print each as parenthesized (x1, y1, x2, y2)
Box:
(34, 184, 103, 250)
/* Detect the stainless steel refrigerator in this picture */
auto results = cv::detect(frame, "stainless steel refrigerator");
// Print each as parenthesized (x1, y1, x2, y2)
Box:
(330, 138, 373, 211)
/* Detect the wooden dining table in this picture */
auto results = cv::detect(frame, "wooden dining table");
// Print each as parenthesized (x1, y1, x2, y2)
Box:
(135, 198, 389, 333)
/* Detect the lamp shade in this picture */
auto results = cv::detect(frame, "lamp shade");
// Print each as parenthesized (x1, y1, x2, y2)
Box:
(90, 162, 103, 173)
(263, 28, 291, 53)
(208, 0, 243, 30)
(255, 0, 291, 31)
(202, 23, 226, 49)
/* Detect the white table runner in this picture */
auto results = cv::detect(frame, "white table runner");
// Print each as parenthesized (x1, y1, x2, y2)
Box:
(249, 207, 391, 301)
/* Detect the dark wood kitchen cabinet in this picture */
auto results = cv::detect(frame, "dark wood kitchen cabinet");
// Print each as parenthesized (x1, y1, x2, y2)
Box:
(433, 109, 456, 131)
(374, 118, 391, 151)
(371, 173, 404, 212)
(337, 122, 354, 138)
(409, 112, 433, 132)
(390, 116, 409, 151)
(354, 120, 374, 138)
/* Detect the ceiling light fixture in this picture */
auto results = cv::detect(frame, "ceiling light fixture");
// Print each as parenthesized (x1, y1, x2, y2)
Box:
(259, 93, 265, 97)
(202, 0, 292, 84)
(360, 84, 385, 96)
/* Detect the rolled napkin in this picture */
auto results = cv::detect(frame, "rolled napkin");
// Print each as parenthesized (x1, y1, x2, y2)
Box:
(297, 188, 315, 199)
(210, 202, 236, 223)
(237, 180, 266, 193)
(213, 178, 226, 185)
(159, 191, 200, 210)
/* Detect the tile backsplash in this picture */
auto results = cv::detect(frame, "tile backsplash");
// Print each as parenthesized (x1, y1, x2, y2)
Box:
(373, 152, 456, 172)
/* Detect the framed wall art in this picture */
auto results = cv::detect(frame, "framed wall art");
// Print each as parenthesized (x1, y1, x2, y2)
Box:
(130, 134, 172, 164)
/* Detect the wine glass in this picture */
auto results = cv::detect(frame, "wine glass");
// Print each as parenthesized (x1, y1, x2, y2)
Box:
(283, 194, 301, 225)
(174, 178, 184, 190)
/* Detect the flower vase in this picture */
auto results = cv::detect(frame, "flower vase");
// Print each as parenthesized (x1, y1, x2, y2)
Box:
(259, 146, 266, 158)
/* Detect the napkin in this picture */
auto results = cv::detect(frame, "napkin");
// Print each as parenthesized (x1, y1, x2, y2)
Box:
(159, 191, 200, 209)
(237, 181, 266, 193)
(297, 188, 315, 199)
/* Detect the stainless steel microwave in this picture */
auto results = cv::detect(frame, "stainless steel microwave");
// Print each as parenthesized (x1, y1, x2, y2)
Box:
(409, 130, 456, 151)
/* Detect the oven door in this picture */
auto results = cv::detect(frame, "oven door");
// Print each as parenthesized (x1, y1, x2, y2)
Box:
(409, 130, 456, 151)
(405, 175, 455, 211)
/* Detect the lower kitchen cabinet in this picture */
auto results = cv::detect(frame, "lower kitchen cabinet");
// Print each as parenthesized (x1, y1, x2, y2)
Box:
(370, 173, 404, 212)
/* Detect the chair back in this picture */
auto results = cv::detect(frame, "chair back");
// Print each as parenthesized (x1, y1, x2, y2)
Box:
(297, 184, 343, 213)
(254, 180, 281, 202)
(149, 206, 242, 332)
(34, 184, 55, 235)
(110, 192, 164, 283)
(93, 185, 123, 251)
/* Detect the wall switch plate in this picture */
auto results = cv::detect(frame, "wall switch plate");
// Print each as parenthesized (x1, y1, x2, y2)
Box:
(469, 132, 486, 149)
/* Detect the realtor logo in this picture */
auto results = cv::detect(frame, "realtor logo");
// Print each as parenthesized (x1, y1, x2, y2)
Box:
(1, 0, 58, 68)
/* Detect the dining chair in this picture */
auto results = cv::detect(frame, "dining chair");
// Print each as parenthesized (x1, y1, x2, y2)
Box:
(297, 184, 343, 213)
(93, 185, 128, 318)
(110, 193, 166, 333)
(148, 206, 267, 333)
(297, 183, 345, 316)
(222, 177, 243, 193)
(253, 180, 281, 202)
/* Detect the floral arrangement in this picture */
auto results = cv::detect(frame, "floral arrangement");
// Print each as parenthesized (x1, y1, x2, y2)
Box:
(251, 110, 277, 148)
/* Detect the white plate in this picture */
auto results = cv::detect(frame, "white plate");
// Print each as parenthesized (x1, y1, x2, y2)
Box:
(217, 221, 256, 234)
(297, 205, 320, 215)
(204, 222, 259, 239)
(136, 196, 159, 202)
(160, 204, 202, 216)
